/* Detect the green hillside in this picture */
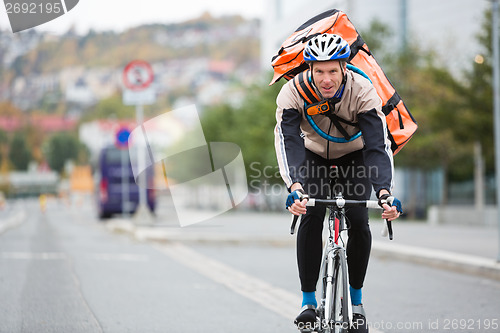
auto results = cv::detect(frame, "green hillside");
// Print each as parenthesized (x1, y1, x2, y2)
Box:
(7, 13, 260, 77)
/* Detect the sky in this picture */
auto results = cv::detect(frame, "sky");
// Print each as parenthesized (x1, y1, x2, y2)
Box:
(0, 0, 265, 34)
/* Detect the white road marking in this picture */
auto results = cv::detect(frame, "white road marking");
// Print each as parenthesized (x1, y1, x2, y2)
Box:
(156, 242, 300, 319)
(0, 252, 149, 262)
(0, 211, 26, 234)
(87, 253, 150, 262)
(1, 252, 67, 260)
(156, 242, 384, 333)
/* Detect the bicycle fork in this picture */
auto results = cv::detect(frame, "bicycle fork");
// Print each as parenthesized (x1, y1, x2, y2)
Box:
(323, 249, 336, 324)
(318, 246, 351, 333)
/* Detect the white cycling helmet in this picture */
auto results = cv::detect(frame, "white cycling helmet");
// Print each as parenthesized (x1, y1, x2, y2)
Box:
(303, 33, 351, 62)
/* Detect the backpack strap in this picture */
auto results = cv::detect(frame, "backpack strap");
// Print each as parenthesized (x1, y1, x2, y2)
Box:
(292, 70, 320, 105)
(327, 113, 352, 141)
(382, 92, 405, 129)
(292, 69, 362, 142)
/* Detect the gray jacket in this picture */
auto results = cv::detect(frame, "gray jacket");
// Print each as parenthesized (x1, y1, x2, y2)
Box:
(274, 69, 394, 196)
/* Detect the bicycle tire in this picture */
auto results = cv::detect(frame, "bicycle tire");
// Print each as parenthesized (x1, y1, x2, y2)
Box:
(332, 250, 349, 332)
(321, 250, 349, 333)
(321, 250, 334, 331)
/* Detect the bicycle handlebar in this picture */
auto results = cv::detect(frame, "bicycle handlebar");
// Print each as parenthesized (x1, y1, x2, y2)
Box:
(305, 198, 380, 209)
(290, 198, 394, 240)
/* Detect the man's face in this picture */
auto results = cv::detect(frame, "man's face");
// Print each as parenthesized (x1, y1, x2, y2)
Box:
(311, 60, 345, 99)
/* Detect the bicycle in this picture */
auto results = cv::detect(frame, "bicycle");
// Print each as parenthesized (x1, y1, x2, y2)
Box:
(290, 179, 394, 332)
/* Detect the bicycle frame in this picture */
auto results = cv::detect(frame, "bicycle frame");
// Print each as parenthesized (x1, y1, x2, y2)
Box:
(290, 194, 388, 333)
(290, 161, 395, 333)
(317, 193, 350, 333)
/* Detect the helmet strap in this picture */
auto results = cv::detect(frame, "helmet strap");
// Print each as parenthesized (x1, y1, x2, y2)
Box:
(331, 62, 347, 102)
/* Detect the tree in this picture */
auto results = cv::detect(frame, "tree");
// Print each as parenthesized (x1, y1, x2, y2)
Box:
(459, 9, 495, 176)
(80, 94, 136, 123)
(360, 22, 468, 174)
(0, 129, 9, 174)
(360, 18, 394, 66)
(0, 129, 8, 146)
(0, 101, 23, 116)
(393, 8, 495, 184)
(9, 133, 32, 170)
(43, 132, 87, 174)
(359, 20, 479, 212)
(201, 75, 284, 184)
(22, 124, 46, 163)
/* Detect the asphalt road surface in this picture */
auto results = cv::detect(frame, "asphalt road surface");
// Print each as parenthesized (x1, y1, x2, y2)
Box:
(0, 197, 499, 332)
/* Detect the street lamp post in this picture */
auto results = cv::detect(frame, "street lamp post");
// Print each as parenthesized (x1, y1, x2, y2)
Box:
(491, 0, 500, 262)
(135, 103, 149, 220)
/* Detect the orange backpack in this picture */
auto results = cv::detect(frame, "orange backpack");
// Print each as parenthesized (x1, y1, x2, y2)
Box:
(270, 9, 417, 155)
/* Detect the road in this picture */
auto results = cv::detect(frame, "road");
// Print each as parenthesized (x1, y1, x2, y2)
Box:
(0, 197, 499, 332)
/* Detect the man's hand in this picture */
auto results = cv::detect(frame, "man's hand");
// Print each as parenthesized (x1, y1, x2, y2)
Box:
(286, 183, 308, 216)
(378, 190, 403, 221)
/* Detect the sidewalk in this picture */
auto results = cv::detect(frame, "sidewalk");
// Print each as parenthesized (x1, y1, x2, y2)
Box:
(106, 210, 500, 281)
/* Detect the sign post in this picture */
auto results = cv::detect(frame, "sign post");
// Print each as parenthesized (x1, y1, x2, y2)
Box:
(115, 127, 131, 217)
(122, 60, 156, 224)
(491, 0, 500, 262)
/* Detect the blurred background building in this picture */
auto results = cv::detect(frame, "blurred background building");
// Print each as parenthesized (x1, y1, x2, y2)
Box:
(261, 0, 488, 74)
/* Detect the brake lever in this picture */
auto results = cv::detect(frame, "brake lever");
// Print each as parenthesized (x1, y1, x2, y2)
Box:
(290, 215, 300, 235)
(381, 219, 393, 240)
(289, 192, 309, 235)
(380, 196, 396, 241)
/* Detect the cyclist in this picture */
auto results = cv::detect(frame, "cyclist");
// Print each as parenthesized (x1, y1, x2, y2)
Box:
(274, 33, 402, 332)
(39, 193, 47, 213)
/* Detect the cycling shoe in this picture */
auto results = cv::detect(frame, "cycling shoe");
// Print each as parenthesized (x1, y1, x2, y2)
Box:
(350, 305, 369, 333)
(294, 304, 317, 331)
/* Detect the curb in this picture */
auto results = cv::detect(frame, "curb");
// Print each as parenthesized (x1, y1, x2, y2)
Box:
(105, 219, 295, 246)
(106, 219, 500, 281)
(371, 241, 500, 281)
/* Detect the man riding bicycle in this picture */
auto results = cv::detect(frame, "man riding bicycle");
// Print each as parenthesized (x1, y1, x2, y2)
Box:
(274, 33, 402, 333)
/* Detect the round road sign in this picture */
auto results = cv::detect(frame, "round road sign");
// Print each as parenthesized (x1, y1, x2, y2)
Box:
(115, 127, 131, 149)
(123, 60, 154, 91)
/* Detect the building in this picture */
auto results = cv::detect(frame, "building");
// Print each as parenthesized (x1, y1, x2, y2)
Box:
(65, 77, 96, 106)
(0, 114, 77, 133)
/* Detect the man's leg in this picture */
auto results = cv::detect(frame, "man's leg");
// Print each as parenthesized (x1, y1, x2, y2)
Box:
(296, 204, 326, 294)
(295, 149, 330, 294)
(334, 150, 371, 332)
(332, 150, 372, 292)
(294, 150, 329, 326)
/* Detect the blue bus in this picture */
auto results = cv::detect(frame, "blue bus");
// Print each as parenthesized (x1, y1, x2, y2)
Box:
(96, 145, 155, 219)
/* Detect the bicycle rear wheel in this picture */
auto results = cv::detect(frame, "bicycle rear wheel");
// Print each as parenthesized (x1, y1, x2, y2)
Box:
(326, 250, 349, 332)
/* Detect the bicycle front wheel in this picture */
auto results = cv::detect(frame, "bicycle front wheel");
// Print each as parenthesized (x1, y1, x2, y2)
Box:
(328, 250, 349, 332)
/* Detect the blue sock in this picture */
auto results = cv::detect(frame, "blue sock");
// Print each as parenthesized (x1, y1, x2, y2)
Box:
(302, 291, 317, 307)
(350, 286, 362, 305)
